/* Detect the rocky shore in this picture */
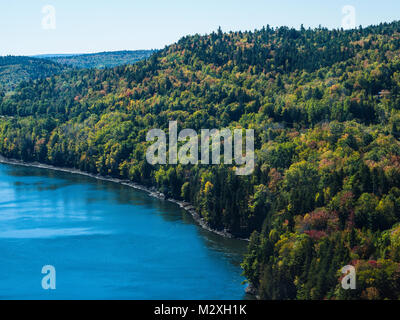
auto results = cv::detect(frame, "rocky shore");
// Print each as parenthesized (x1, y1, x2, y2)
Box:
(0, 156, 249, 242)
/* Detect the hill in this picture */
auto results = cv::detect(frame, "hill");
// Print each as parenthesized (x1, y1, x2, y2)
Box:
(37, 50, 157, 69)
(0, 51, 155, 93)
(1, 22, 400, 299)
(0, 56, 68, 93)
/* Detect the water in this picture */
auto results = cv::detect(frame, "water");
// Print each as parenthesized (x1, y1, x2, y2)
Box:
(0, 163, 248, 300)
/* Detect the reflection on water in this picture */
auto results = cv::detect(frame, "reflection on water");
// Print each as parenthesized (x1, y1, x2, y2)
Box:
(0, 163, 249, 300)
(0, 227, 110, 239)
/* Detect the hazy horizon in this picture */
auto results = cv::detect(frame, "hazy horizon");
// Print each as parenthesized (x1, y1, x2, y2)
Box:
(1, 0, 400, 56)
(3, 19, 400, 58)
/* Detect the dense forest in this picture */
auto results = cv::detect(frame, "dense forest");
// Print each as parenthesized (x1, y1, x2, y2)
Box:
(36, 50, 157, 69)
(1, 22, 400, 299)
(1, 51, 155, 94)
(0, 56, 68, 93)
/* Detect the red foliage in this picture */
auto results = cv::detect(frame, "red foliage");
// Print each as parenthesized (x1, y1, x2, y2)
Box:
(297, 209, 339, 233)
(368, 260, 378, 268)
(304, 230, 327, 240)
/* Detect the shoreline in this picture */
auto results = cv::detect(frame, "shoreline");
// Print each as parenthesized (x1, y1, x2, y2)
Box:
(0, 156, 249, 242)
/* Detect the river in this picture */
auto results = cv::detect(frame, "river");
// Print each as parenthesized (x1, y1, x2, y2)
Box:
(0, 163, 248, 299)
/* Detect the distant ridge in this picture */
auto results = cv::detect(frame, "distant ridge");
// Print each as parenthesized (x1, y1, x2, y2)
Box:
(0, 50, 156, 92)
(0, 56, 68, 92)
(34, 50, 157, 69)
(31, 53, 84, 58)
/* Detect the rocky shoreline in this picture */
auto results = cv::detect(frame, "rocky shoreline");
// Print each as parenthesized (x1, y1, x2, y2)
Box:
(0, 156, 249, 242)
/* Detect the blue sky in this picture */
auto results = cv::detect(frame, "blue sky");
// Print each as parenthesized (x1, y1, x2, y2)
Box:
(1, 0, 400, 56)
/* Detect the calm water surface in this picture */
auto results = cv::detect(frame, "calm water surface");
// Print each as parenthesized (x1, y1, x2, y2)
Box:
(0, 163, 248, 299)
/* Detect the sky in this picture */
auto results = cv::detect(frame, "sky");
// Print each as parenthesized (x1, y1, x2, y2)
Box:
(1, 0, 400, 56)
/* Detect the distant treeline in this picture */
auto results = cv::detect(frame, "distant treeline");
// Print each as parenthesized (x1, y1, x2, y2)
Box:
(0, 56, 67, 92)
(39, 50, 157, 69)
(0, 50, 155, 93)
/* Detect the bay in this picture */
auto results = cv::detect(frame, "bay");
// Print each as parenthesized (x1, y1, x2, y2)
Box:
(0, 163, 248, 300)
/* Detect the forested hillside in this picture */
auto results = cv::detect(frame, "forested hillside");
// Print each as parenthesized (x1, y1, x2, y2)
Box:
(0, 56, 68, 93)
(1, 51, 154, 94)
(37, 50, 157, 69)
(1, 22, 400, 299)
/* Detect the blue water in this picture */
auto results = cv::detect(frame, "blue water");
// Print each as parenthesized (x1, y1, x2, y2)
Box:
(0, 163, 248, 300)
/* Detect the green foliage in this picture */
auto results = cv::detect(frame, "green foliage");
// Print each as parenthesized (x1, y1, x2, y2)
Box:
(39, 50, 156, 69)
(0, 56, 68, 92)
